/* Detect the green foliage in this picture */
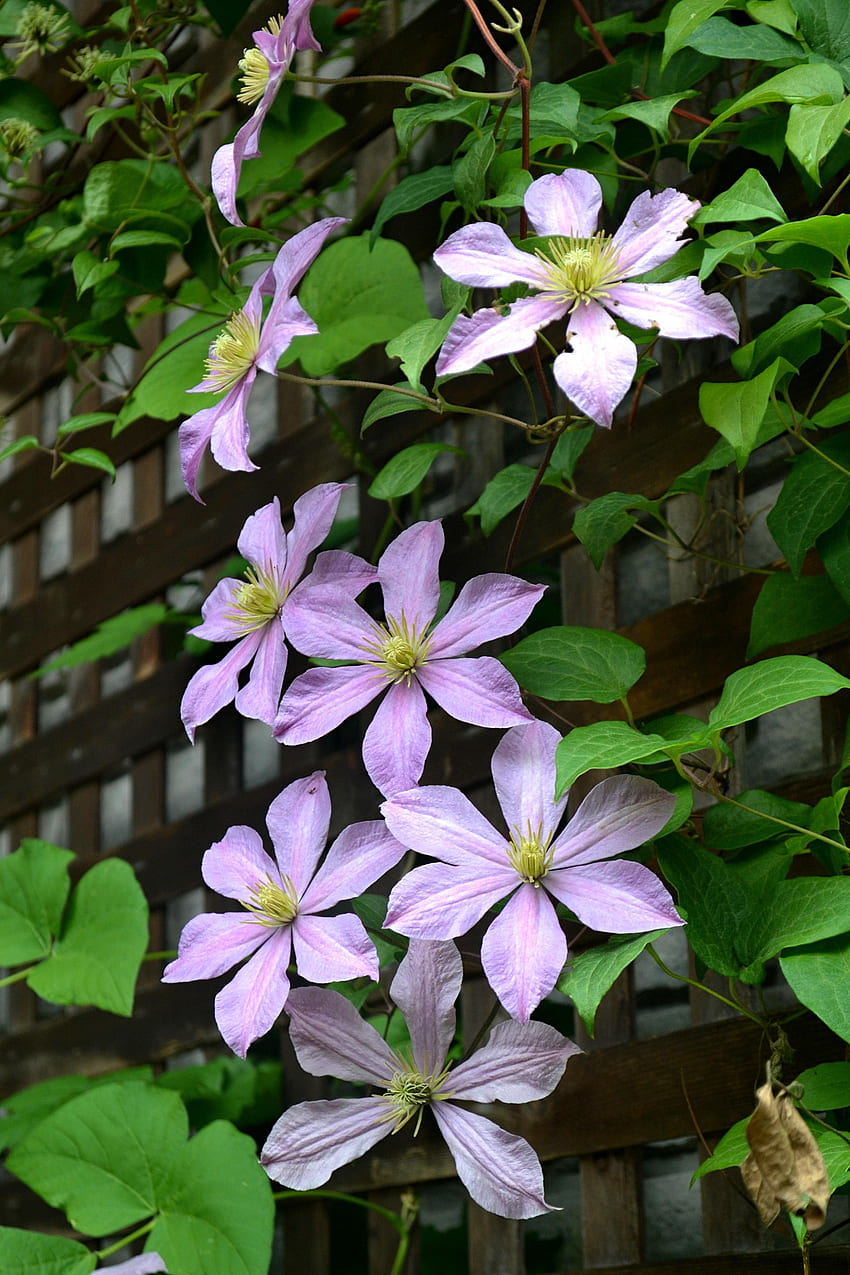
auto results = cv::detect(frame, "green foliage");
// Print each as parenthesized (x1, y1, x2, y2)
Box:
(557, 930, 667, 1034)
(501, 626, 646, 703)
(368, 442, 465, 499)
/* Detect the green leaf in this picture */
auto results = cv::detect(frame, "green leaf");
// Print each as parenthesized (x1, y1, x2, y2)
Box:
(453, 133, 496, 211)
(758, 215, 850, 271)
(661, 0, 730, 68)
(155, 1057, 280, 1130)
(0, 1228, 95, 1275)
(752, 877, 850, 963)
(550, 425, 594, 480)
(0, 434, 40, 463)
(0, 1068, 153, 1152)
(602, 93, 690, 133)
(685, 14, 802, 60)
(56, 412, 116, 438)
(555, 721, 672, 794)
(82, 159, 196, 233)
(361, 386, 432, 432)
(699, 358, 791, 468)
(7, 1082, 186, 1235)
(113, 305, 230, 432)
(352, 894, 406, 966)
(690, 64, 845, 156)
(501, 626, 645, 703)
(110, 229, 188, 252)
(0, 78, 63, 130)
(393, 97, 481, 158)
(369, 166, 455, 245)
(692, 1118, 750, 1180)
(795, 0, 850, 62)
(0, 840, 74, 966)
(703, 788, 812, 849)
(63, 448, 117, 478)
(286, 235, 429, 377)
(466, 465, 542, 536)
(557, 930, 667, 1035)
(748, 572, 850, 657)
(781, 933, 850, 1043)
(793, 1061, 850, 1110)
(732, 304, 831, 378)
(150, 1120, 274, 1275)
(27, 858, 148, 1016)
(786, 98, 850, 182)
(385, 309, 460, 393)
(708, 656, 850, 733)
(572, 492, 651, 569)
(482, 165, 533, 208)
(766, 435, 850, 575)
(71, 250, 119, 298)
(367, 442, 464, 499)
(813, 389, 850, 430)
(747, 0, 798, 36)
(33, 605, 170, 676)
(820, 517, 850, 605)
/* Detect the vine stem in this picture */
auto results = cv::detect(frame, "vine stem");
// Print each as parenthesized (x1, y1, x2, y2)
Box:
(461, 0, 523, 79)
(273, 1189, 404, 1232)
(0, 967, 33, 990)
(645, 944, 765, 1026)
(685, 784, 849, 856)
(96, 1220, 155, 1260)
(504, 433, 558, 572)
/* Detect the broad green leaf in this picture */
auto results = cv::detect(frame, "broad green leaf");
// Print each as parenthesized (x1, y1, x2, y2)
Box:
(692, 168, 787, 225)
(786, 98, 850, 182)
(0, 840, 73, 965)
(83, 159, 196, 233)
(758, 215, 850, 271)
(602, 93, 690, 133)
(501, 626, 645, 703)
(690, 64, 845, 156)
(557, 930, 667, 1035)
(550, 425, 594, 480)
(795, 0, 850, 62)
(813, 389, 850, 430)
(368, 442, 464, 500)
(361, 386, 432, 432)
(685, 14, 802, 60)
(155, 1056, 281, 1130)
(393, 97, 481, 158)
(555, 721, 671, 794)
(286, 235, 428, 377)
(747, 572, 849, 657)
(637, 713, 713, 762)
(7, 1082, 186, 1235)
(113, 305, 230, 432)
(56, 412, 116, 438)
(71, 250, 119, 298)
(0, 1228, 95, 1275)
(369, 166, 455, 245)
(0, 435, 40, 463)
(505, 81, 581, 135)
(467, 464, 535, 536)
(746, 0, 798, 36)
(699, 359, 791, 468)
(110, 229, 188, 252)
(703, 788, 812, 849)
(781, 933, 850, 1043)
(751, 877, 850, 962)
(27, 858, 148, 1016)
(150, 1120, 274, 1275)
(793, 1061, 850, 1110)
(352, 893, 406, 967)
(572, 492, 652, 569)
(661, 0, 730, 68)
(691, 1118, 749, 1180)
(453, 132, 496, 211)
(385, 310, 460, 393)
(697, 230, 758, 279)
(0, 77, 63, 130)
(0, 1067, 153, 1152)
(821, 517, 850, 605)
(732, 304, 830, 378)
(63, 448, 116, 478)
(655, 836, 760, 978)
(483, 166, 533, 208)
(708, 656, 850, 733)
(766, 435, 850, 575)
(33, 605, 171, 676)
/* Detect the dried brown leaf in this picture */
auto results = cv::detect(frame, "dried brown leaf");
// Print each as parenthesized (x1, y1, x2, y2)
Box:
(740, 1083, 830, 1232)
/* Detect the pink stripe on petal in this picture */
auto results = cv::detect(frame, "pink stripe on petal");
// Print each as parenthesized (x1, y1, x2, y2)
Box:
(450, 1018, 578, 1103)
(180, 630, 263, 741)
(178, 403, 219, 502)
(436, 296, 566, 377)
(274, 664, 384, 744)
(191, 578, 244, 641)
(546, 859, 683, 933)
(209, 377, 259, 474)
(419, 656, 532, 728)
(390, 939, 461, 1074)
(234, 622, 287, 724)
(553, 300, 637, 428)
(287, 986, 397, 1084)
(381, 785, 509, 866)
(261, 1096, 389, 1189)
(162, 911, 264, 982)
(214, 927, 292, 1057)
(552, 775, 676, 866)
(266, 772, 331, 893)
(429, 574, 545, 657)
(434, 222, 551, 288)
(524, 169, 603, 239)
(303, 820, 406, 912)
(237, 497, 286, 570)
(282, 587, 377, 659)
(379, 521, 443, 633)
(610, 187, 700, 277)
(481, 885, 566, 1022)
(283, 482, 349, 584)
(432, 1103, 554, 1218)
(491, 721, 567, 842)
(607, 278, 739, 341)
(271, 217, 348, 299)
(385, 861, 512, 938)
(256, 294, 317, 373)
(202, 824, 273, 900)
(292, 912, 378, 985)
(362, 678, 430, 798)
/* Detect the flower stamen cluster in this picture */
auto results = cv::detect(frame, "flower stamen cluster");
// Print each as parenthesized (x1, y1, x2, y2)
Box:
(11, 1, 70, 57)
(507, 822, 554, 886)
(535, 232, 622, 307)
(363, 614, 432, 685)
(0, 118, 39, 157)
(381, 1063, 449, 1135)
(203, 310, 262, 392)
(226, 563, 287, 633)
(243, 872, 299, 926)
(237, 46, 272, 104)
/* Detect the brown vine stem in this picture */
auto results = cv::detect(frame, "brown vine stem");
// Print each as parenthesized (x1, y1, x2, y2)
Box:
(461, 0, 523, 79)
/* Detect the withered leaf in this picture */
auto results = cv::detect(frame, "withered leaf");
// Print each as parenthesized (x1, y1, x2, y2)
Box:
(740, 1082, 830, 1231)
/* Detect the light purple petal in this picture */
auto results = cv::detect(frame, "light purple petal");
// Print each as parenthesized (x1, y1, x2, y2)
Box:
(435, 296, 567, 377)
(432, 1104, 554, 1218)
(362, 678, 430, 798)
(282, 482, 350, 584)
(553, 299, 637, 428)
(178, 401, 225, 503)
(233, 623, 287, 724)
(255, 293, 317, 373)
(292, 912, 378, 984)
(481, 885, 566, 1022)
(418, 656, 532, 728)
(278, 0, 321, 53)
(209, 373, 258, 474)
(302, 820, 406, 912)
(190, 578, 244, 641)
(610, 187, 700, 276)
(261, 1096, 389, 1189)
(545, 859, 683, 933)
(434, 222, 551, 288)
(237, 497, 286, 569)
(607, 278, 739, 341)
(295, 547, 377, 594)
(109, 1256, 168, 1275)
(281, 587, 377, 659)
(202, 824, 274, 902)
(389, 939, 462, 1074)
(552, 775, 676, 866)
(265, 771, 331, 893)
(524, 169, 603, 239)
(269, 216, 348, 300)
(180, 630, 263, 742)
(215, 927, 292, 1057)
(286, 985, 397, 1084)
(385, 861, 513, 938)
(274, 664, 385, 744)
(429, 574, 546, 657)
(379, 521, 443, 633)
(450, 1019, 578, 1103)
(210, 140, 244, 228)
(381, 785, 510, 867)
(161, 912, 263, 982)
(491, 721, 567, 843)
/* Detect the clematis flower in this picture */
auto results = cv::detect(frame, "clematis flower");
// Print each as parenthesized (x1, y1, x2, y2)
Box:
(179, 216, 346, 500)
(180, 484, 375, 741)
(261, 938, 579, 1217)
(274, 520, 544, 797)
(109, 1257, 168, 1274)
(383, 720, 682, 1022)
(162, 772, 406, 1057)
(434, 169, 739, 427)
(212, 0, 319, 226)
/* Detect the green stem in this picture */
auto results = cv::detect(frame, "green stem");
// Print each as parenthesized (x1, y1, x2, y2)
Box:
(273, 1189, 404, 1233)
(96, 1220, 155, 1260)
(707, 791, 848, 856)
(645, 944, 765, 1027)
(793, 430, 850, 478)
(0, 966, 34, 989)
(619, 696, 635, 728)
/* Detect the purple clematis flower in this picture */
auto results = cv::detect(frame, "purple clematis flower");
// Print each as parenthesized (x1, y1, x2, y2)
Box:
(110, 1258, 168, 1275)
(212, 0, 320, 226)
(273, 520, 545, 797)
(179, 216, 346, 500)
(162, 772, 406, 1058)
(434, 169, 739, 427)
(180, 484, 375, 741)
(261, 938, 579, 1217)
(383, 720, 682, 1022)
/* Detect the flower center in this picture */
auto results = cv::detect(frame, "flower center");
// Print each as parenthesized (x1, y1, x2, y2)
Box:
(535, 232, 622, 307)
(243, 872, 299, 927)
(363, 614, 432, 685)
(204, 309, 262, 393)
(507, 822, 554, 886)
(380, 1058, 452, 1135)
(227, 563, 287, 634)
(237, 46, 270, 105)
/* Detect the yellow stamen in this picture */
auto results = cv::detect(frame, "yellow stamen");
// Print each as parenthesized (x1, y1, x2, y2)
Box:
(506, 821, 554, 886)
(237, 16, 286, 104)
(204, 309, 261, 393)
(535, 232, 623, 308)
(379, 1055, 453, 1135)
(243, 872, 298, 927)
(226, 563, 287, 634)
(362, 613, 432, 685)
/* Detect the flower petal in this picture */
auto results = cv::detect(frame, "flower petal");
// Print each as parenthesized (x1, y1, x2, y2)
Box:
(607, 278, 739, 341)
(381, 785, 509, 867)
(162, 912, 263, 982)
(180, 631, 262, 742)
(286, 985, 397, 1084)
(546, 859, 683, 933)
(214, 927, 292, 1057)
(282, 482, 350, 584)
(491, 721, 567, 844)
(292, 912, 378, 984)
(384, 861, 512, 938)
(429, 574, 545, 657)
(269, 216, 348, 300)
(190, 578, 244, 641)
(261, 1096, 389, 1189)
(389, 939, 462, 1074)
(552, 775, 676, 866)
(210, 374, 259, 474)
(553, 299, 637, 428)
(274, 664, 384, 744)
(282, 587, 376, 659)
(303, 820, 406, 912)
(432, 1104, 554, 1218)
(436, 296, 566, 377)
(237, 497, 286, 569)
(451, 1018, 578, 1103)
(202, 824, 274, 901)
(255, 293, 317, 373)
(265, 771, 331, 894)
(418, 656, 532, 728)
(379, 521, 443, 633)
(524, 169, 602, 239)
(434, 223, 550, 288)
(233, 622, 287, 724)
(481, 885, 566, 1022)
(610, 187, 700, 276)
(362, 678, 430, 797)
(109, 1256, 168, 1275)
